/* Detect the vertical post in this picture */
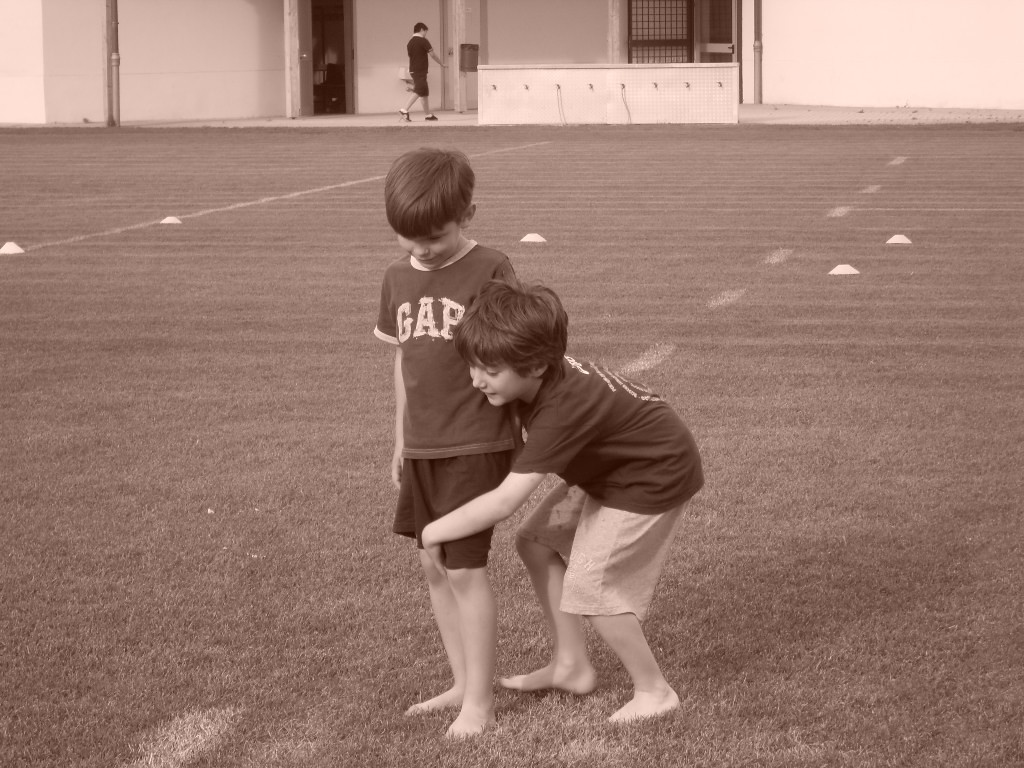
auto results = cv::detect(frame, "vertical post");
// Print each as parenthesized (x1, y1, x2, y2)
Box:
(479, 0, 488, 66)
(753, 0, 762, 103)
(106, 0, 120, 126)
(453, 0, 466, 113)
(284, 0, 299, 118)
(608, 0, 624, 64)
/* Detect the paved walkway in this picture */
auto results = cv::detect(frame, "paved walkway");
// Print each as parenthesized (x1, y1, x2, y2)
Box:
(134, 103, 1024, 129)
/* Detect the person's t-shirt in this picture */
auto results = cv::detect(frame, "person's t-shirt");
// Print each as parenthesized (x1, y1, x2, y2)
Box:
(407, 36, 432, 74)
(374, 241, 516, 458)
(512, 356, 704, 513)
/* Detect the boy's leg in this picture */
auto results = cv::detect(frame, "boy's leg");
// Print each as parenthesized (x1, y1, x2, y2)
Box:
(445, 566, 497, 737)
(586, 613, 679, 722)
(559, 500, 688, 721)
(405, 549, 465, 715)
(500, 484, 596, 694)
(499, 535, 596, 694)
(407, 451, 508, 734)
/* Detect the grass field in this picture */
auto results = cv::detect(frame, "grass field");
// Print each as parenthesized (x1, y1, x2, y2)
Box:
(1, 122, 1022, 768)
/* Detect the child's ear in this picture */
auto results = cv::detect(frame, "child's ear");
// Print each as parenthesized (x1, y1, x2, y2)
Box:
(530, 363, 548, 379)
(459, 203, 477, 228)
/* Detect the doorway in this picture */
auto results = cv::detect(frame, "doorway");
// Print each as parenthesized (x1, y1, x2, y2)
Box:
(287, 0, 353, 117)
(696, 0, 738, 63)
(312, 0, 354, 114)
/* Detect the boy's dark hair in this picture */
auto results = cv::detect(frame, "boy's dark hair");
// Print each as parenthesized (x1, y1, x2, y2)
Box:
(384, 148, 475, 238)
(454, 279, 568, 384)
(414, 22, 428, 33)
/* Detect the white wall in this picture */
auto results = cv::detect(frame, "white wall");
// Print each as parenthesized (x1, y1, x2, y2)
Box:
(756, 0, 1024, 109)
(41, 0, 106, 123)
(487, 0, 609, 65)
(0, 0, 47, 123)
(118, 0, 285, 122)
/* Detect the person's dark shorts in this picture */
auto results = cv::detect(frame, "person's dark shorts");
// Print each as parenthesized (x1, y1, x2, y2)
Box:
(410, 71, 429, 98)
(395, 451, 513, 569)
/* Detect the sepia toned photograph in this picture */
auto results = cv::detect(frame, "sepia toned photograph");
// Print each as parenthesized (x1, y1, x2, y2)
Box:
(2, 2, 1021, 766)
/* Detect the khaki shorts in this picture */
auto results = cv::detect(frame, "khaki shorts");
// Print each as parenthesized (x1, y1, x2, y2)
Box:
(516, 483, 686, 621)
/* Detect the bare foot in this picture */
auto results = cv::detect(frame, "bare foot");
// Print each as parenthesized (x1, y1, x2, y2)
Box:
(500, 662, 597, 694)
(608, 686, 680, 723)
(405, 687, 463, 716)
(445, 708, 495, 739)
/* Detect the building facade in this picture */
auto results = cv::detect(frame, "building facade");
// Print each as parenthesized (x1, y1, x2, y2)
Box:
(1, 0, 1022, 125)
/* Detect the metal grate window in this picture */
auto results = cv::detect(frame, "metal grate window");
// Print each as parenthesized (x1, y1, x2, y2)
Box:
(628, 0, 693, 63)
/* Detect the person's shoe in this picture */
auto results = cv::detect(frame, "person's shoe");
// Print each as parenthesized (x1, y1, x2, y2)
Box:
(399, 109, 411, 122)
(425, 114, 439, 121)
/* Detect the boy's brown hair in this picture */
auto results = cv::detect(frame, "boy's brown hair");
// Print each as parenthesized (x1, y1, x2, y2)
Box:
(454, 279, 568, 384)
(384, 148, 474, 238)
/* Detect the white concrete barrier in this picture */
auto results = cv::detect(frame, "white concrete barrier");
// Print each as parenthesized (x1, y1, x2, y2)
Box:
(478, 64, 738, 126)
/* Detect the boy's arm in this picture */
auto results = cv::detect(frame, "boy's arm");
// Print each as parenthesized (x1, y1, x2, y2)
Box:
(421, 471, 546, 568)
(430, 48, 445, 67)
(391, 347, 406, 489)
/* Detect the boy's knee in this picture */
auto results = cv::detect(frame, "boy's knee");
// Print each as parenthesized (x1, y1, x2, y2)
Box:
(445, 565, 489, 596)
(515, 533, 546, 554)
(514, 534, 534, 558)
(418, 550, 447, 583)
(515, 534, 559, 564)
(445, 565, 485, 585)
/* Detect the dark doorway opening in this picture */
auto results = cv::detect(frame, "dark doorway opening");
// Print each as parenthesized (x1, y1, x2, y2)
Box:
(312, 0, 353, 114)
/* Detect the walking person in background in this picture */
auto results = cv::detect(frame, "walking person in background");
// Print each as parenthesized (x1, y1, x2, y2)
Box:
(400, 22, 446, 122)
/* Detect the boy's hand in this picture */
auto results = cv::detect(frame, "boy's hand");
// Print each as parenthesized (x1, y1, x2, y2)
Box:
(391, 448, 403, 489)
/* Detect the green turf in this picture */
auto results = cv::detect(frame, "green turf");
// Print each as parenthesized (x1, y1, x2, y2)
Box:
(1, 124, 1022, 767)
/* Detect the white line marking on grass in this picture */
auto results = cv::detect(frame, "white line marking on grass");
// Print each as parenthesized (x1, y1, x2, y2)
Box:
(860, 185, 882, 194)
(888, 156, 908, 166)
(619, 343, 676, 375)
(708, 289, 746, 309)
(28, 218, 187, 251)
(857, 207, 1024, 213)
(126, 707, 240, 768)
(26, 142, 552, 253)
(765, 248, 793, 265)
(471, 141, 552, 158)
(827, 206, 852, 218)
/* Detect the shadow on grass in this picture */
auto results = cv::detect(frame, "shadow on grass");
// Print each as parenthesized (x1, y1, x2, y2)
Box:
(647, 513, 1022, 764)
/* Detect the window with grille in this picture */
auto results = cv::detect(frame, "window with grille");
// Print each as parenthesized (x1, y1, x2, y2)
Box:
(628, 0, 694, 63)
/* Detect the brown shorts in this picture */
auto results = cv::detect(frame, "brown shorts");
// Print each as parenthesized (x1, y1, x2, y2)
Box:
(395, 451, 513, 569)
(410, 71, 429, 97)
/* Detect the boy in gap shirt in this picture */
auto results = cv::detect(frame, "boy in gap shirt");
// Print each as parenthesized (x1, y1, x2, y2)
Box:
(374, 149, 516, 737)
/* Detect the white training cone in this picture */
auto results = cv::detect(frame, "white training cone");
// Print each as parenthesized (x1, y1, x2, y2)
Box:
(829, 264, 860, 275)
(886, 234, 911, 244)
(161, 216, 182, 224)
(1, 241, 25, 254)
(520, 233, 547, 243)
